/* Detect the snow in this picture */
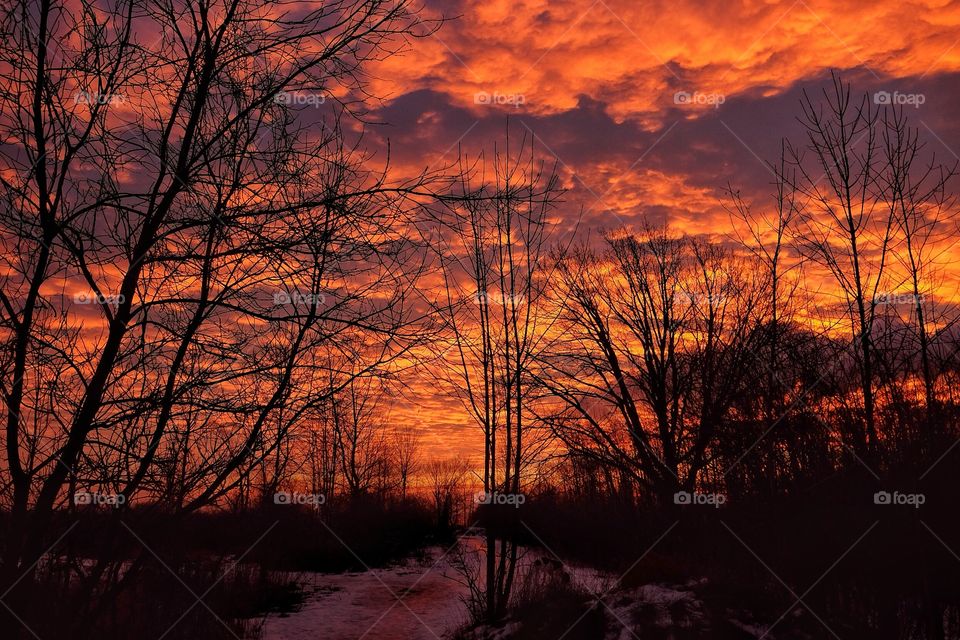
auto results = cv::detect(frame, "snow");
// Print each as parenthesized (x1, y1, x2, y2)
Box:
(258, 541, 764, 640)
(260, 547, 472, 640)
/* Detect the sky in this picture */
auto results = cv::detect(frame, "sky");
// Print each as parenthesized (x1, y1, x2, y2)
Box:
(356, 0, 960, 460)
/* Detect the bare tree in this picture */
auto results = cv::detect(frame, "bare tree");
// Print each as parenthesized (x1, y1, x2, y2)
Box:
(0, 0, 444, 621)
(433, 133, 562, 621)
(543, 225, 768, 502)
(392, 428, 421, 499)
(877, 105, 957, 443)
(727, 142, 805, 426)
(331, 374, 393, 498)
(790, 73, 895, 463)
(425, 457, 471, 530)
(790, 73, 958, 466)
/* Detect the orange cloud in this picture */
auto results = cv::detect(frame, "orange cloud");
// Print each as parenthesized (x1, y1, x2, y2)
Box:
(371, 0, 960, 126)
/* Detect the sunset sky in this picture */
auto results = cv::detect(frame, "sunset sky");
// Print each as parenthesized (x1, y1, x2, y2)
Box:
(362, 0, 960, 460)
(2, 3, 957, 636)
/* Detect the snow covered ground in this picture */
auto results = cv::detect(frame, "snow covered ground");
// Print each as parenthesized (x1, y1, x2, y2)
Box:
(259, 537, 668, 640)
(260, 545, 474, 640)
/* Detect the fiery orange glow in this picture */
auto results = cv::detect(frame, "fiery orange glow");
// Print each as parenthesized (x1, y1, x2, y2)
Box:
(359, 0, 960, 460)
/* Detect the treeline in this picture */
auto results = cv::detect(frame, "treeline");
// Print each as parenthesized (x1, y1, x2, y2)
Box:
(534, 74, 959, 506)
(0, 0, 468, 637)
(432, 76, 960, 637)
(1, 0, 958, 631)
